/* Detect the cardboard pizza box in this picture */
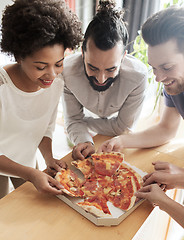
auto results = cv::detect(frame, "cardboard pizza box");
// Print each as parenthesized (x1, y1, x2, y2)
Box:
(56, 162, 147, 226)
(56, 194, 144, 226)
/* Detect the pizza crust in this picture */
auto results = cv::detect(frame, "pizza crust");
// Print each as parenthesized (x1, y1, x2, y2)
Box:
(77, 202, 112, 218)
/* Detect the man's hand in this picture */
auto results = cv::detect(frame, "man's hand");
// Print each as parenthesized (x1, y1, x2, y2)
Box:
(72, 142, 95, 160)
(97, 136, 123, 153)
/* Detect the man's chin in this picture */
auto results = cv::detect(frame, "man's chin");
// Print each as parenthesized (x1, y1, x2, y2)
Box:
(89, 81, 113, 92)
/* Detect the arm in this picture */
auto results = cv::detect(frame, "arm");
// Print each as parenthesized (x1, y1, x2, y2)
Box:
(0, 155, 63, 194)
(38, 136, 67, 175)
(98, 106, 181, 152)
(62, 85, 93, 145)
(62, 85, 95, 160)
(135, 184, 184, 228)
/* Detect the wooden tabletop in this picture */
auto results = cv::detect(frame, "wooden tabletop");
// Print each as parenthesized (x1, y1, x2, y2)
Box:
(0, 135, 183, 240)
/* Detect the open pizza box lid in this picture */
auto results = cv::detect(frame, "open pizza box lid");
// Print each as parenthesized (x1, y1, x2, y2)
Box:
(56, 162, 147, 226)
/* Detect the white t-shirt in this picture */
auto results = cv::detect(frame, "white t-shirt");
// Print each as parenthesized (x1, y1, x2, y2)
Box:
(0, 66, 63, 177)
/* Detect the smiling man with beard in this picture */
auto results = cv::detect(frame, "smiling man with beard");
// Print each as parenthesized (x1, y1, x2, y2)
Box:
(99, 5, 184, 153)
(62, 0, 148, 160)
(98, 6, 184, 229)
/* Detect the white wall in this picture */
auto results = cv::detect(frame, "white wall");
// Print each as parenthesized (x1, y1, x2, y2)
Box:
(0, 0, 13, 24)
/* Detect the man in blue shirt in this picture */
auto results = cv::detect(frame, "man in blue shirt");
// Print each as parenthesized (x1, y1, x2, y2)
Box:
(99, 6, 184, 152)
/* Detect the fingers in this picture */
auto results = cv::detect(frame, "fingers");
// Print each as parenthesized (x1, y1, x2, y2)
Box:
(134, 185, 151, 199)
(97, 140, 111, 153)
(72, 143, 86, 160)
(143, 173, 152, 182)
(72, 142, 95, 160)
(47, 160, 67, 177)
(143, 174, 160, 187)
(46, 176, 64, 195)
(57, 160, 67, 169)
(33, 172, 64, 195)
(81, 145, 95, 158)
(153, 161, 170, 171)
(72, 150, 84, 160)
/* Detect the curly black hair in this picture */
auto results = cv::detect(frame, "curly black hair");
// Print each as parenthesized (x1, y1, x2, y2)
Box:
(82, 0, 128, 52)
(1, 0, 83, 59)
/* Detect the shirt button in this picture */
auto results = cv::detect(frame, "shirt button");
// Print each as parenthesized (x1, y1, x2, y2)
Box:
(99, 110, 102, 113)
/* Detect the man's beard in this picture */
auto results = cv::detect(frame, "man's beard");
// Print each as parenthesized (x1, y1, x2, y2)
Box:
(164, 78, 184, 95)
(84, 67, 119, 92)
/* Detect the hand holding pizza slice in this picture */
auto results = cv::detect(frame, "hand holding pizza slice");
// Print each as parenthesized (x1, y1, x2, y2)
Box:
(55, 168, 84, 197)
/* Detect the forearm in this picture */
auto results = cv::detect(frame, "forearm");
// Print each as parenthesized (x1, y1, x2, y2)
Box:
(159, 196, 184, 228)
(0, 155, 35, 181)
(38, 136, 53, 163)
(119, 124, 176, 148)
(86, 116, 128, 136)
(172, 174, 184, 189)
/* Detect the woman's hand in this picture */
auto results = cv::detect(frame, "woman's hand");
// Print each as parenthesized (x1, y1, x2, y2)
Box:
(135, 184, 169, 207)
(29, 168, 64, 195)
(46, 158, 67, 176)
(143, 161, 184, 189)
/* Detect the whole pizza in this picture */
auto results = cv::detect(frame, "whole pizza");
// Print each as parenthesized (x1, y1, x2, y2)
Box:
(55, 152, 143, 218)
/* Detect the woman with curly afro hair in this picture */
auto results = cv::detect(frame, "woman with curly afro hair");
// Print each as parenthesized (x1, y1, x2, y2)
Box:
(0, 0, 83, 198)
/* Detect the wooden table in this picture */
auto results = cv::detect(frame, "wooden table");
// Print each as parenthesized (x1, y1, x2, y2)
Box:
(0, 135, 183, 240)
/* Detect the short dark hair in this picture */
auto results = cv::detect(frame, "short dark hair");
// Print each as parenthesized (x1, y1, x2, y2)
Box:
(1, 0, 83, 59)
(142, 6, 184, 52)
(82, 0, 128, 52)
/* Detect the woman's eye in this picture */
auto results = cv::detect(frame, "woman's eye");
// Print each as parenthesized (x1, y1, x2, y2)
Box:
(36, 67, 45, 71)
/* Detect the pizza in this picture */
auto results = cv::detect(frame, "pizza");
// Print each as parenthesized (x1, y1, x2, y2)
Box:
(116, 163, 143, 191)
(55, 152, 143, 218)
(55, 168, 84, 197)
(80, 177, 98, 197)
(92, 152, 124, 176)
(77, 194, 111, 218)
(71, 157, 95, 178)
(105, 175, 137, 211)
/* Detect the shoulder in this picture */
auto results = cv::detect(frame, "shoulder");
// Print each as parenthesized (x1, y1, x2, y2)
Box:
(0, 66, 8, 86)
(63, 52, 83, 78)
(120, 54, 148, 82)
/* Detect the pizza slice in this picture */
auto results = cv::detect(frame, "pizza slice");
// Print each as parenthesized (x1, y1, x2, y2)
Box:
(91, 152, 124, 176)
(116, 163, 143, 191)
(77, 194, 111, 218)
(71, 157, 95, 178)
(55, 168, 84, 197)
(106, 175, 137, 211)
